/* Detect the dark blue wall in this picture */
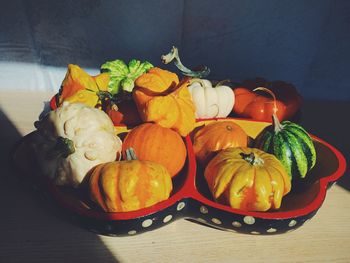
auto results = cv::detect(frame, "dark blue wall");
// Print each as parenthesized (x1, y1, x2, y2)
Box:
(1, 0, 350, 100)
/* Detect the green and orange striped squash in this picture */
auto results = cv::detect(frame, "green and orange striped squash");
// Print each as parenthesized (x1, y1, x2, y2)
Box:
(254, 114, 316, 180)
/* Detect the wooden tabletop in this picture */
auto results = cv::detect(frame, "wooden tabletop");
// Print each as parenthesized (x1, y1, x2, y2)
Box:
(1, 90, 349, 263)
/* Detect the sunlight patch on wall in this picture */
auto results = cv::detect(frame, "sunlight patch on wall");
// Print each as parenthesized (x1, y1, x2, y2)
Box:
(0, 61, 100, 92)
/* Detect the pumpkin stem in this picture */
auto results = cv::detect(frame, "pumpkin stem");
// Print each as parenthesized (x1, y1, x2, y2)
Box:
(97, 90, 112, 101)
(253, 87, 278, 114)
(54, 136, 75, 158)
(252, 87, 283, 132)
(189, 78, 207, 87)
(125, 148, 138, 161)
(214, 79, 231, 88)
(161, 46, 210, 78)
(272, 113, 283, 133)
(240, 152, 264, 166)
(226, 125, 233, 131)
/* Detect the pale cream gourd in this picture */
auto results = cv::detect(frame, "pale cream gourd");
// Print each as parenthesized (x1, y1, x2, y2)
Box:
(32, 102, 122, 187)
(188, 79, 235, 119)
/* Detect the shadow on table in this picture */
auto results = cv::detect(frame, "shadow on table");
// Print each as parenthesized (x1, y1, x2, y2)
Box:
(0, 109, 120, 263)
(337, 168, 350, 191)
(299, 100, 350, 192)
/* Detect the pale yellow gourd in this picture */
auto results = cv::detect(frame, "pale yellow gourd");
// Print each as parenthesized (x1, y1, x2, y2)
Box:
(32, 102, 122, 187)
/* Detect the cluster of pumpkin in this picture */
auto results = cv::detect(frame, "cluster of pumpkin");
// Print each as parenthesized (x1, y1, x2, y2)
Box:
(192, 117, 316, 212)
(33, 47, 315, 213)
(38, 64, 193, 212)
(87, 122, 186, 213)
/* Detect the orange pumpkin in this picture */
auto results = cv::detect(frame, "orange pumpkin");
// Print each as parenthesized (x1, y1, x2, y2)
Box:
(193, 121, 248, 165)
(233, 78, 302, 122)
(233, 88, 286, 121)
(122, 123, 187, 177)
(133, 67, 196, 136)
(86, 154, 172, 212)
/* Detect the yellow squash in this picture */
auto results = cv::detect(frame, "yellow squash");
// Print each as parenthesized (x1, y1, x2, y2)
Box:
(133, 67, 196, 136)
(86, 156, 173, 212)
(205, 147, 291, 211)
(58, 64, 109, 108)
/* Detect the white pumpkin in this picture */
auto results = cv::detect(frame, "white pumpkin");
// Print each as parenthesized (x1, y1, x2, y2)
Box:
(188, 79, 235, 119)
(31, 102, 122, 187)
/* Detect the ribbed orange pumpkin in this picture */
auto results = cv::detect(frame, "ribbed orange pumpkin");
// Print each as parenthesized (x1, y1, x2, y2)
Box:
(193, 121, 249, 165)
(122, 123, 187, 177)
(86, 158, 172, 212)
(205, 147, 291, 211)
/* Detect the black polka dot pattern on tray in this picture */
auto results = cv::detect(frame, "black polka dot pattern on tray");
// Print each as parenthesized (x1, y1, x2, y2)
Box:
(68, 200, 189, 237)
(35, 179, 319, 237)
(38, 179, 319, 237)
(185, 199, 318, 235)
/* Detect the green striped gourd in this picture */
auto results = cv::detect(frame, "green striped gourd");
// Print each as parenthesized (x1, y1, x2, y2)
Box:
(254, 114, 316, 180)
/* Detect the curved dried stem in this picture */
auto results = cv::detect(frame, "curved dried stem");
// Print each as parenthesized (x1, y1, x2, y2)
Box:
(161, 46, 210, 78)
(215, 79, 231, 88)
(253, 87, 283, 132)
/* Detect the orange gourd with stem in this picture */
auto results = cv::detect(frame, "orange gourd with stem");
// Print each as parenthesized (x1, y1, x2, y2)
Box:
(233, 79, 302, 121)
